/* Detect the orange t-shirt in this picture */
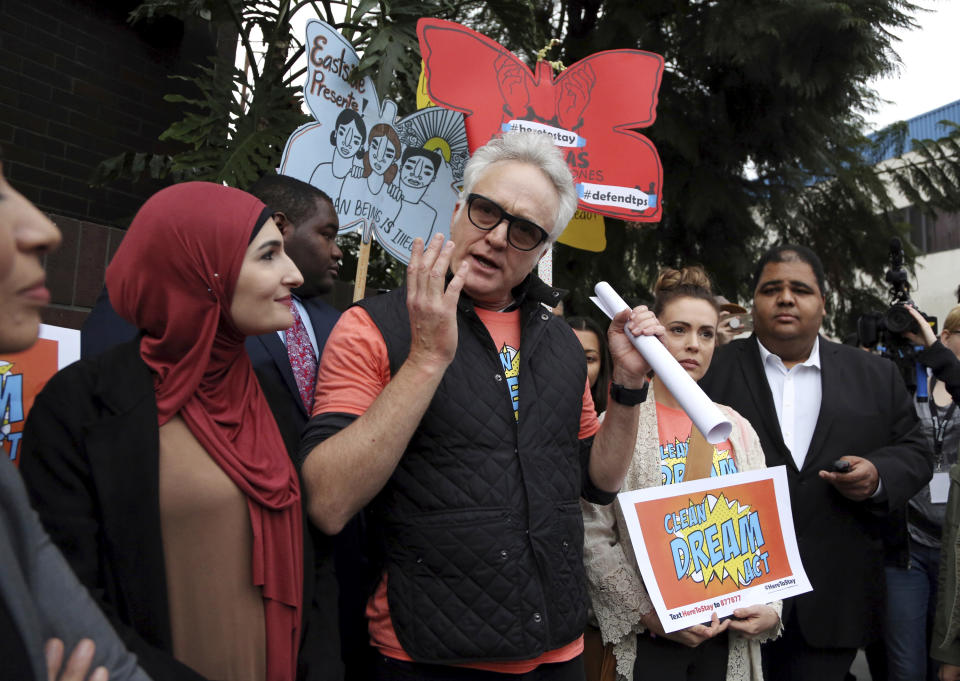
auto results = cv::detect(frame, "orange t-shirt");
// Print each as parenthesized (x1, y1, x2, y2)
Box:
(655, 402, 736, 485)
(313, 305, 598, 672)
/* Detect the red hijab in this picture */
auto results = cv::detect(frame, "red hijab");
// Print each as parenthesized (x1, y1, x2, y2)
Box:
(105, 182, 302, 681)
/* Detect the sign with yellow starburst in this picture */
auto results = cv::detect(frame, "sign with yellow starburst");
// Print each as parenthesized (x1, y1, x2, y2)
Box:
(617, 465, 810, 633)
(0, 325, 79, 466)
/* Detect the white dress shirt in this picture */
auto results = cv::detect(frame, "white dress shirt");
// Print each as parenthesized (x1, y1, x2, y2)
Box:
(277, 296, 318, 358)
(757, 337, 822, 469)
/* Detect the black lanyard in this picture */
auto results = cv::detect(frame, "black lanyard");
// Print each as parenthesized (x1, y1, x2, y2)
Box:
(928, 377, 958, 466)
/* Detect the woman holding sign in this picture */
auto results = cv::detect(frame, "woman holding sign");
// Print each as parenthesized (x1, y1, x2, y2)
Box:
(582, 267, 781, 681)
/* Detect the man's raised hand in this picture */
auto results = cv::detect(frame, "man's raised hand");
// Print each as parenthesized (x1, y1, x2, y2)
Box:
(406, 234, 467, 371)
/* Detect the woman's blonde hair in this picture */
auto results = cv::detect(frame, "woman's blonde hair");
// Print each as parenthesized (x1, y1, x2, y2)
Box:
(944, 305, 960, 334)
(652, 266, 719, 317)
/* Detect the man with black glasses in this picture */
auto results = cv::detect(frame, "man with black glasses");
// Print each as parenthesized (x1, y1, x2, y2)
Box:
(301, 131, 662, 680)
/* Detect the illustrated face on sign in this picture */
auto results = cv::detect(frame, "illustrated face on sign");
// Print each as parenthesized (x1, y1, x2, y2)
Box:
(368, 134, 398, 176)
(335, 120, 364, 159)
(400, 153, 437, 189)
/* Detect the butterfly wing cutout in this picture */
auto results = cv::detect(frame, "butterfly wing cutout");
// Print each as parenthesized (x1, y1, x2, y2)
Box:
(418, 18, 664, 221)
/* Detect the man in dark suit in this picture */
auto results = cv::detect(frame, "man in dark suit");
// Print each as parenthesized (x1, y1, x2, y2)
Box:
(243, 175, 353, 681)
(699, 244, 932, 680)
(242, 175, 342, 457)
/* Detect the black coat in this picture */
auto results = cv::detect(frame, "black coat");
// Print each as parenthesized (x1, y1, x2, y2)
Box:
(699, 335, 932, 648)
(246, 298, 340, 462)
(79, 288, 352, 679)
(19, 338, 335, 681)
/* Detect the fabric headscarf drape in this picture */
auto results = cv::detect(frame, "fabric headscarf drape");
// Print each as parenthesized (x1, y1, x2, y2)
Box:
(105, 181, 302, 681)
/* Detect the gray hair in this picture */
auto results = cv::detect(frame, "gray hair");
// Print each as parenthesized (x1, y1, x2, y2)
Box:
(460, 131, 577, 241)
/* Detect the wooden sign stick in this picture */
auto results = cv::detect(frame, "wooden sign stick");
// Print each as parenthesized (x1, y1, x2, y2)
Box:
(353, 239, 371, 302)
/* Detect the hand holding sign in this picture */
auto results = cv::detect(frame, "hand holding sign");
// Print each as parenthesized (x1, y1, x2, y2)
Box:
(727, 604, 781, 636)
(641, 609, 729, 648)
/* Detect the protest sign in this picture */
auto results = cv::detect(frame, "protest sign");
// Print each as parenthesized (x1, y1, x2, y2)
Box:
(417, 18, 664, 223)
(1, 325, 80, 465)
(279, 19, 468, 274)
(618, 465, 811, 632)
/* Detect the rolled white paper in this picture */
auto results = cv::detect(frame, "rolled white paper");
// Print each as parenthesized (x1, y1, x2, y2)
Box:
(591, 281, 732, 444)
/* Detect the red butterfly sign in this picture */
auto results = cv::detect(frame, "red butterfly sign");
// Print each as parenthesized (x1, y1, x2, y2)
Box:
(417, 18, 664, 222)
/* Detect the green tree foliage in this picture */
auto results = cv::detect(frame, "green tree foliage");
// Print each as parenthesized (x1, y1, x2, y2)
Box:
(542, 0, 953, 332)
(93, 0, 477, 190)
(95, 0, 960, 330)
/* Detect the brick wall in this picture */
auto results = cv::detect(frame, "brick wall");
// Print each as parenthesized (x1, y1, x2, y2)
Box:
(1, 0, 233, 327)
(0, 0, 223, 226)
(2, 1, 352, 330)
(40, 213, 124, 330)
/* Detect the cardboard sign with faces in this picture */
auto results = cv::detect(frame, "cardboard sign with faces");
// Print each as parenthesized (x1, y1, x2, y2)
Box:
(279, 19, 468, 264)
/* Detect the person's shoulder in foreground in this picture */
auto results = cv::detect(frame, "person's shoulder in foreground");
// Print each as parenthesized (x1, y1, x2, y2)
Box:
(0, 158, 151, 681)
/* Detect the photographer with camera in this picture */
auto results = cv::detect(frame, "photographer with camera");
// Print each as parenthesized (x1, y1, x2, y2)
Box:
(881, 303, 960, 681)
(856, 242, 960, 681)
(906, 303, 960, 681)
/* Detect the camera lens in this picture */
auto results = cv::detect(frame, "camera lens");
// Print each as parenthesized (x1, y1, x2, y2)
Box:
(884, 305, 918, 335)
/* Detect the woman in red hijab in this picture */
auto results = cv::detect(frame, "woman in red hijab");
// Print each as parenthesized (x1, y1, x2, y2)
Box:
(20, 182, 306, 681)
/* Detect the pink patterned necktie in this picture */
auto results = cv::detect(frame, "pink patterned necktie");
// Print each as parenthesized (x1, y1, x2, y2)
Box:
(287, 301, 317, 413)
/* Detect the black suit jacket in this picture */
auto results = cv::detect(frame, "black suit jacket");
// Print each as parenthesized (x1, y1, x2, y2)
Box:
(73, 293, 347, 679)
(21, 340, 309, 680)
(245, 298, 339, 461)
(699, 335, 932, 648)
(245, 299, 348, 679)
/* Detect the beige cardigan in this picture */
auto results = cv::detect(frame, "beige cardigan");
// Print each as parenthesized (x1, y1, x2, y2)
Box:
(583, 386, 782, 681)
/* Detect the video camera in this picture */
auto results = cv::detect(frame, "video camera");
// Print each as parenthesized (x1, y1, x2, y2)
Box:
(857, 238, 937, 395)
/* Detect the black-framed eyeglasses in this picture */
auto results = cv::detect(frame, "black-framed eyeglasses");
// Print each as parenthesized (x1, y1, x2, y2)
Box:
(465, 193, 550, 252)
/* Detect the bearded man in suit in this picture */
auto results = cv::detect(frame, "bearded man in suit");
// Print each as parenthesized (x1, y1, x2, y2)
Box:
(699, 244, 932, 681)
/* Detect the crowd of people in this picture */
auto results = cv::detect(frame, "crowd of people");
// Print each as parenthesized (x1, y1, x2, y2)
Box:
(1, 130, 959, 681)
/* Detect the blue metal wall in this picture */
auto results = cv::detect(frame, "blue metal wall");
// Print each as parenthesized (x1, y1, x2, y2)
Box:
(870, 98, 960, 163)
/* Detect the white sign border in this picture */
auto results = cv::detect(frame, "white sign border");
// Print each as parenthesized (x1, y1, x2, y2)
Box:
(617, 465, 811, 632)
(37, 324, 80, 370)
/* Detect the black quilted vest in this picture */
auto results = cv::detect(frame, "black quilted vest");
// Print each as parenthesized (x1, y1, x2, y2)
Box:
(357, 276, 590, 663)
